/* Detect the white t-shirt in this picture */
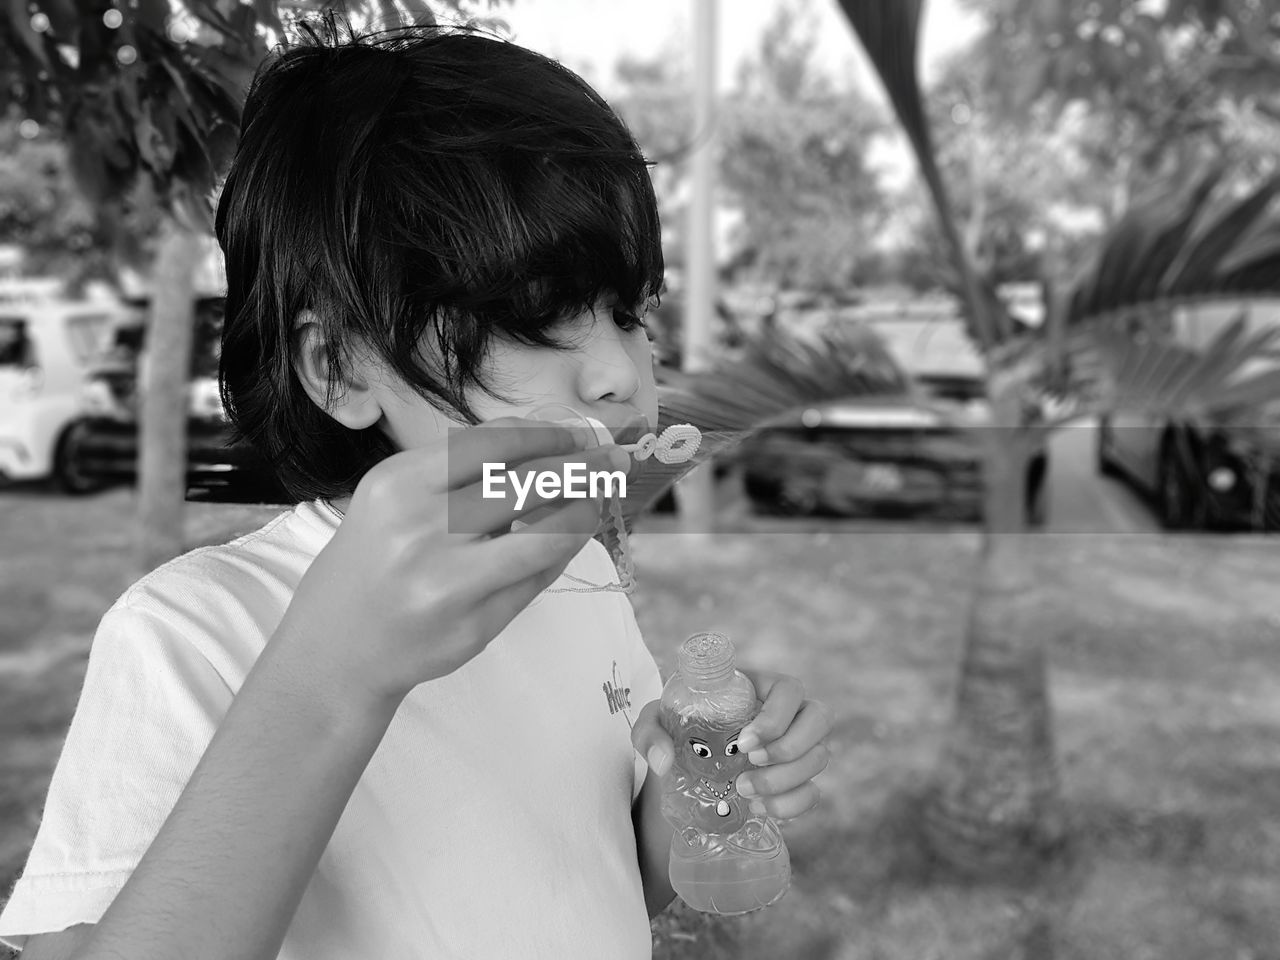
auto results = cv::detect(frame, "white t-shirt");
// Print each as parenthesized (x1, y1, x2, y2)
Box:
(0, 501, 664, 959)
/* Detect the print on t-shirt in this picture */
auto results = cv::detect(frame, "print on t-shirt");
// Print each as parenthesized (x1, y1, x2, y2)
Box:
(603, 660, 633, 725)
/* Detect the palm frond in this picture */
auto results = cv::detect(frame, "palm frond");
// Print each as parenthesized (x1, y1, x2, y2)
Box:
(1216, 222, 1280, 279)
(1056, 164, 1280, 422)
(1066, 163, 1225, 325)
(1208, 366, 1280, 414)
(622, 325, 911, 521)
(1058, 306, 1280, 422)
(833, 0, 928, 158)
(1161, 175, 1280, 296)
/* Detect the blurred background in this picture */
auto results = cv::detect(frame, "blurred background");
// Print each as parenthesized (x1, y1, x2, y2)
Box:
(3, 0, 1280, 958)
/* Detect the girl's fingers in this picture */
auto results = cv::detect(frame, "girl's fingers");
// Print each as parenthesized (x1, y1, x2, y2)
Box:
(630, 700, 674, 777)
(464, 495, 603, 594)
(737, 741, 830, 801)
(741, 698, 835, 767)
(735, 672, 806, 759)
(745, 780, 822, 822)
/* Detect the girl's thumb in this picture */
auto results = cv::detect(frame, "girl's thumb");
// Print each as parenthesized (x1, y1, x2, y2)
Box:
(645, 742, 673, 778)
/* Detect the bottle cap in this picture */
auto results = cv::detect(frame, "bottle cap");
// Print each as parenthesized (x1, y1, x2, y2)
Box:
(677, 632, 736, 682)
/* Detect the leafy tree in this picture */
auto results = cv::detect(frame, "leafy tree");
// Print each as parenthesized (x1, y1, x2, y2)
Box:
(610, 40, 695, 301)
(1, 0, 500, 571)
(2, 117, 107, 283)
(888, 49, 1114, 295)
(718, 0, 887, 292)
(0, 114, 163, 288)
(961, 0, 1280, 197)
(610, 5, 889, 365)
(894, 0, 1280, 306)
(615, 0, 889, 297)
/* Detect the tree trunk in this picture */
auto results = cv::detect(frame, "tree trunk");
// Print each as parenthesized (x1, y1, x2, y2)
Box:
(924, 394, 1064, 877)
(135, 215, 201, 573)
(963, 131, 987, 271)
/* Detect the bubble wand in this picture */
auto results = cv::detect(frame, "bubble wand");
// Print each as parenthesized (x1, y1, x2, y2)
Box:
(525, 405, 701, 594)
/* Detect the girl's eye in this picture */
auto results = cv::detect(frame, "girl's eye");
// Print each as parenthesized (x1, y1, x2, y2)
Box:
(612, 307, 650, 335)
(689, 740, 712, 759)
(725, 740, 740, 756)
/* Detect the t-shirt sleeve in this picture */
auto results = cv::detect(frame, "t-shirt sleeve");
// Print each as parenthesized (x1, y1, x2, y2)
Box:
(0, 600, 232, 949)
(618, 596, 664, 803)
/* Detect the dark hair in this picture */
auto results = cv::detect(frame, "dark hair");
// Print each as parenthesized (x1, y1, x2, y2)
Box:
(215, 21, 664, 501)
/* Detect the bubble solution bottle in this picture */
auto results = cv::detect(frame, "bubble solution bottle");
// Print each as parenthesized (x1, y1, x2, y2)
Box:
(659, 632, 791, 915)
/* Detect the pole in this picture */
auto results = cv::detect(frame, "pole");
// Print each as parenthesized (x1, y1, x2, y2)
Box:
(677, 0, 718, 533)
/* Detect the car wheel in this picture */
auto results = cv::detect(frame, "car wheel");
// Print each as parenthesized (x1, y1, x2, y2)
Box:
(743, 472, 814, 516)
(777, 478, 820, 516)
(1024, 457, 1048, 528)
(52, 420, 108, 495)
(1156, 442, 1204, 531)
(1097, 416, 1121, 478)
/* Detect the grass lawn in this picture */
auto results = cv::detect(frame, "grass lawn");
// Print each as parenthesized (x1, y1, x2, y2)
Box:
(2, 487, 1279, 959)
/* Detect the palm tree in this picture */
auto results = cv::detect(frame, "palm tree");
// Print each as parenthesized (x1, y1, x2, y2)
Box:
(629, 0, 1280, 877)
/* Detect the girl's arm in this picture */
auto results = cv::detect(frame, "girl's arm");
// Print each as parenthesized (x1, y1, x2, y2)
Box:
(632, 769, 677, 918)
(60, 423, 612, 960)
(73, 628, 398, 960)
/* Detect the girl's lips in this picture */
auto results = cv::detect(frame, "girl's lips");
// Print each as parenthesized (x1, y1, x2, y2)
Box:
(527, 406, 649, 449)
(598, 412, 651, 447)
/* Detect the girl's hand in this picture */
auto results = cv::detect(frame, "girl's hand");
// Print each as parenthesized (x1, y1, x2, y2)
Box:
(274, 417, 631, 713)
(632, 671, 834, 820)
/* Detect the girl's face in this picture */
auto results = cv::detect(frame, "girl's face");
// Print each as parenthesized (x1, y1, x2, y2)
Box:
(372, 300, 658, 450)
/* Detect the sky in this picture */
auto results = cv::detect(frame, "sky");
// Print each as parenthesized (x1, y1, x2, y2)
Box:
(497, 0, 984, 98)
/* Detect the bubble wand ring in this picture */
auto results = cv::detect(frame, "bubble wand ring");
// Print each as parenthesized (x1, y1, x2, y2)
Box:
(617, 424, 701, 464)
(652, 424, 701, 464)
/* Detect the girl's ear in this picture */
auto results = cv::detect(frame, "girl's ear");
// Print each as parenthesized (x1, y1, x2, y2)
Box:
(292, 313, 384, 430)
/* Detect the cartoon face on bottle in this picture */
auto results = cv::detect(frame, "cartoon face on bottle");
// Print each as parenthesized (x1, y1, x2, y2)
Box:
(665, 718, 753, 834)
(678, 724, 750, 783)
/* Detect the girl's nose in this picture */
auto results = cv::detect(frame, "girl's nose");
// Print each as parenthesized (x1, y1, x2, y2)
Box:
(576, 320, 641, 405)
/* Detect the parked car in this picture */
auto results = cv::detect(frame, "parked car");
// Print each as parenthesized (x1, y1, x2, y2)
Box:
(1097, 299, 1280, 531)
(1097, 412, 1280, 530)
(1095, 299, 1274, 535)
(739, 316, 1049, 525)
(740, 379, 1048, 525)
(65, 297, 290, 503)
(0, 291, 134, 491)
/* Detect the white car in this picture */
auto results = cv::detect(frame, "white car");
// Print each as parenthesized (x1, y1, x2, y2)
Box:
(0, 296, 134, 491)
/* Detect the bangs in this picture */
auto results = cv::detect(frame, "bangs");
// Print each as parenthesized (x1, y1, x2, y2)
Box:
(357, 75, 666, 419)
(496, 152, 665, 346)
